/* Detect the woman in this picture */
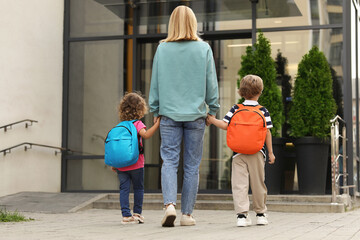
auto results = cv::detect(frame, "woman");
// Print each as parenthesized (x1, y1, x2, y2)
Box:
(149, 6, 220, 227)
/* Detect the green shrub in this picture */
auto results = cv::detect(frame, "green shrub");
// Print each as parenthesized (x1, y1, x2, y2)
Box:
(288, 46, 337, 139)
(238, 32, 284, 137)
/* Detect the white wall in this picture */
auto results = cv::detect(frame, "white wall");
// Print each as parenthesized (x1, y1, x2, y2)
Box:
(0, 0, 64, 197)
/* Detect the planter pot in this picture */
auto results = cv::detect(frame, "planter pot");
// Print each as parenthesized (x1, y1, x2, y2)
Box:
(294, 137, 329, 195)
(281, 141, 296, 193)
(265, 137, 286, 194)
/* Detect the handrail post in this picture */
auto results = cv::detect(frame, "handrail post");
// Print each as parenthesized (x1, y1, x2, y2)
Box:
(342, 125, 348, 194)
(331, 121, 337, 202)
(330, 115, 355, 207)
(335, 121, 340, 196)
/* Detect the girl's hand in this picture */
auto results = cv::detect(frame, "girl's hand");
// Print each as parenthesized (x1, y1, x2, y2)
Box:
(153, 116, 160, 125)
(111, 167, 117, 172)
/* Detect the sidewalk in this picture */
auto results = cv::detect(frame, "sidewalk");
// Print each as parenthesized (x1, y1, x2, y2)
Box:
(1, 193, 360, 240)
(2, 208, 360, 239)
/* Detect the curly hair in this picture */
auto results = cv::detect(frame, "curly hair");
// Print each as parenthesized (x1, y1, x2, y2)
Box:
(239, 74, 263, 99)
(118, 92, 148, 121)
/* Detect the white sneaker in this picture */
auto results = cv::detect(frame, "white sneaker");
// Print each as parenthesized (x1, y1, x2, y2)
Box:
(236, 213, 252, 227)
(161, 204, 176, 227)
(133, 213, 144, 224)
(256, 213, 268, 225)
(121, 216, 138, 224)
(180, 214, 196, 226)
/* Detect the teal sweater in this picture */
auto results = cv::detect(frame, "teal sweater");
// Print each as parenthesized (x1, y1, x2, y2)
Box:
(149, 41, 220, 121)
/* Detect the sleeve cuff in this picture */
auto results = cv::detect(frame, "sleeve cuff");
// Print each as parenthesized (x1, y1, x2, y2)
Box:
(208, 109, 218, 116)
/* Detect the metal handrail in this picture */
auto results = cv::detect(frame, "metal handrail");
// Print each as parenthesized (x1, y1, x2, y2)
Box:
(0, 142, 86, 156)
(330, 115, 346, 124)
(330, 115, 355, 204)
(0, 119, 38, 132)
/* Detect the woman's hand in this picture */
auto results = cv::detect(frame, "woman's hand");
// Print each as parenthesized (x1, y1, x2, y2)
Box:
(206, 114, 215, 126)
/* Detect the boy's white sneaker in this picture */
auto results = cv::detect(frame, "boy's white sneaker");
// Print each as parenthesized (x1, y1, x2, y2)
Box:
(161, 204, 176, 227)
(256, 213, 268, 225)
(180, 214, 196, 226)
(236, 213, 252, 227)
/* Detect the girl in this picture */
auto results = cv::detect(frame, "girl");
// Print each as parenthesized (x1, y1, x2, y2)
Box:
(112, 92, 160, 224)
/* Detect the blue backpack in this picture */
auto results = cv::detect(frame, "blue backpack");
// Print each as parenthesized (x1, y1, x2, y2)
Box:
(104, 120, 141, 168)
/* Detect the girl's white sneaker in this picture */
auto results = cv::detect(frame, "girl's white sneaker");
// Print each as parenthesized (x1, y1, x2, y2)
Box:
(121, 216, 138, 224)
(133, 213, 144, 224)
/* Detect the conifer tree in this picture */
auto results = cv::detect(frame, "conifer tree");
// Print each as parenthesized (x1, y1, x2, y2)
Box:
(288, 46, 336, 138)
(238, 32, 284, 137)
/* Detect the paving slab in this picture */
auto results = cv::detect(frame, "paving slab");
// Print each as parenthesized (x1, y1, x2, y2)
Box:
(0, 192, 99, 213)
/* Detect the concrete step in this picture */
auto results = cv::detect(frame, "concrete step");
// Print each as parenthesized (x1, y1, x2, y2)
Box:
(92, 194, 345, 213)
(106, 193, 332, 203)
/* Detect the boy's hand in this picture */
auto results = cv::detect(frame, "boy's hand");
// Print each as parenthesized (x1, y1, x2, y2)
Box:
(111, 167, 117, 172)
(268, 152, 275, 164)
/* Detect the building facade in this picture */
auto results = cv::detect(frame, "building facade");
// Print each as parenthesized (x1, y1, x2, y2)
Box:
(2, 0, 360, 197)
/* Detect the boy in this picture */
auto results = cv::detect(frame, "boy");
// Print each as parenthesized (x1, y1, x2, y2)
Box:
(206, 74, 275, 227)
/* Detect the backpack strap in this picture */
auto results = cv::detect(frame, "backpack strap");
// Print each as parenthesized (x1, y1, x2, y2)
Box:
(237, 103, 263, 112)
(132, 120, 144, 154)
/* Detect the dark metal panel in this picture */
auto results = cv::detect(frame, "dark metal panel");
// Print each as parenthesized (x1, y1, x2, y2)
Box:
(250, 0, 258, 45)
(260, 24, 343, 32)
(68, 35, 132, 42)
(61, 0, 71, 192)
(343, 0, 354, 194)
(132, 2, 139, 90)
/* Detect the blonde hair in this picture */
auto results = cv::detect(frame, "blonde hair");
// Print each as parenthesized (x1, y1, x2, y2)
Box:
(239, 75, 264, 99)
(118, 92, 148, 121)
(162, 6, 201, 42)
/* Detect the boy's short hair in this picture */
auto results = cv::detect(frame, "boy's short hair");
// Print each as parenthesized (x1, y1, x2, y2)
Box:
(239, 75, 264, 99)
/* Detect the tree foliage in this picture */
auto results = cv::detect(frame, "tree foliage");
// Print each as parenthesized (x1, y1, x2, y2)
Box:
(288, 46, 337, 139)
(238, 32, 284, 137)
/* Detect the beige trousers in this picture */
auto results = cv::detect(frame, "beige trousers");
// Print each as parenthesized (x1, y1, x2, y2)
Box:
(231, 152, 267, 214)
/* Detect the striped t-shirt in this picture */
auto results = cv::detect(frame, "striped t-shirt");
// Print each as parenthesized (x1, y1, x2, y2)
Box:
(223, 100, 273, 158)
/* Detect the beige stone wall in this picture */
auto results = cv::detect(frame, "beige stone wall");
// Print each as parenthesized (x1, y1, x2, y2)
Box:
(0, 0, 64, 197)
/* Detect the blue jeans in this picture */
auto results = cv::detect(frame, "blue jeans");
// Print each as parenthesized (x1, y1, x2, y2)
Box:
(117, 168, 144, 217)
(160, 116, 205, 215)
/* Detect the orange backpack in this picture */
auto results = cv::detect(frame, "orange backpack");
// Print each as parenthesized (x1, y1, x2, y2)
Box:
(226, 104, 267, 154)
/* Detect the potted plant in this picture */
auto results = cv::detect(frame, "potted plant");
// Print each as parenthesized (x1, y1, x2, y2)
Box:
(238, 32, 285, 194)
(288, 46, 337, 195)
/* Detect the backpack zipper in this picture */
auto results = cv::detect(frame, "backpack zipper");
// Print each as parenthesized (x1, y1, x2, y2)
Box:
(105, 126, 132, 142)
(229, 109, 266, 127)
